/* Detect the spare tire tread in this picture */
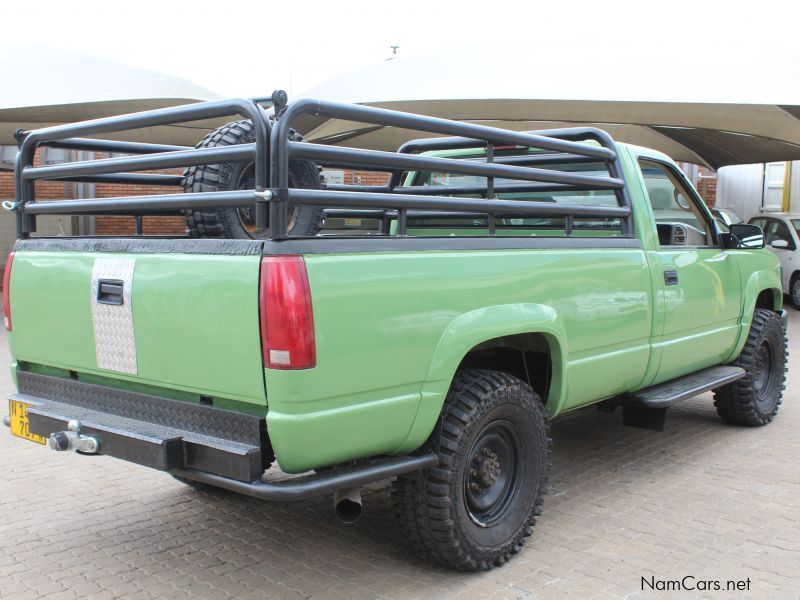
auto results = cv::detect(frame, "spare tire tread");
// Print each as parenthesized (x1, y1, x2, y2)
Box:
(183, 120, 322, 239)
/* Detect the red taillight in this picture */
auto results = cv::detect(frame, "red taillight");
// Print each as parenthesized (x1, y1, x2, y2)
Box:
(3, 251, 14, 331)
(259, 255, 316, 370)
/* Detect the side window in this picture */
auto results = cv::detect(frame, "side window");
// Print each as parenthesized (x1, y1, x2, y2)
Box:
(638, 159, 712, 247)
(774, 221, 796, 249)
(762, 220, 779, 245)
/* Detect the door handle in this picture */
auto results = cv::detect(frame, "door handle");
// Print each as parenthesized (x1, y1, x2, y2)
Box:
(664, 270, 679, 286)
(97, 279, 124, 305)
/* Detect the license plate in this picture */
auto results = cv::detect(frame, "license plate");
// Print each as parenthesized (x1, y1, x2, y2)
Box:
(8, 399, 46, 445)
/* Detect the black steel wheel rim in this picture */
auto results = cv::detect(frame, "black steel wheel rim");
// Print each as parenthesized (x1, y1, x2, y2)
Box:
(235, 163, 297, 237)
(754, 339, 777, 410)
(464, 420, 523, 527)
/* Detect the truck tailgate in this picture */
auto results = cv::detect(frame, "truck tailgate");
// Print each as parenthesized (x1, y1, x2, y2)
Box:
(8, 240, 266, 406)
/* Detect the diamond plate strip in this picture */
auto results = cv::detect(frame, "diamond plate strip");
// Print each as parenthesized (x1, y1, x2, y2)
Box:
(91, 258, 137, 374)
(16, 371, 265, 446)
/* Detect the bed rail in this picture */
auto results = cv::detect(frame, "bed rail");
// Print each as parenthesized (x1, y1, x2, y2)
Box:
(10, 90, 633, 239)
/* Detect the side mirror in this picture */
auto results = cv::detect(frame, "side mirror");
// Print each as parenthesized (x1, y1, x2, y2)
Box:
(770, 239, 790, 250)
(721, 224, 765, 249)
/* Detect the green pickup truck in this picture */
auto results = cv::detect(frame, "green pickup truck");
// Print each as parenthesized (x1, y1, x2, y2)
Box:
(3, 94, 787, 571)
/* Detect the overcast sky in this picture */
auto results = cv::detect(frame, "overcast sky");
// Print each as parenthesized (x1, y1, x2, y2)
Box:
(3, 0, 799, 99)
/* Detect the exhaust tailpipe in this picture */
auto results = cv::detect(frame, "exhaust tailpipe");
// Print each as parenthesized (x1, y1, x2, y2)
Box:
(334, 487, 362, 523)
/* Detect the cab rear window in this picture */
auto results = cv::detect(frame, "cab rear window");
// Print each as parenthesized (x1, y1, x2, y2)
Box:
(406, 160, 623, 236)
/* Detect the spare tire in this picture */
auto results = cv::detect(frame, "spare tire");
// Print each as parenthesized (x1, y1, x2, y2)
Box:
(183, 119, 323, 239)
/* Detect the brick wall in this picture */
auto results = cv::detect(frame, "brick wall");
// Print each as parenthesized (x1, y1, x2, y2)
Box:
(91, 169, 393, 235)
(92, 215, 187, 235)
(4, 153, 721, 230)
(1, 148, 188, 236)
(2, 157, 394, 237)
(94, 175, 186, 236)
(1, 150, 82, 202)
(338, 170, 392, 186)
(0, 170, 12, 199)
(696, 166, 717, 207)
(92, 151, 187, 235)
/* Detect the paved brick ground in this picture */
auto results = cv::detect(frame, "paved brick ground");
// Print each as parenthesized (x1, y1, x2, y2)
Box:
(1, 312, 798, 599)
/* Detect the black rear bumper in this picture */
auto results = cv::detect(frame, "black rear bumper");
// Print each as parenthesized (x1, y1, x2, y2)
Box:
(16, 371, 268, 482)
(12, 371, 437, 498)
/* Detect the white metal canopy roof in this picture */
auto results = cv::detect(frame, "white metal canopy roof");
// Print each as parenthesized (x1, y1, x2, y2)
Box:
(0, 45, 222, 147)
(297, 45, 800, 169)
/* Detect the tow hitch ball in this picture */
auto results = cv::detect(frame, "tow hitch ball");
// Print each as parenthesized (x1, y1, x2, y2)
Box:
(48, 420, 100, 454)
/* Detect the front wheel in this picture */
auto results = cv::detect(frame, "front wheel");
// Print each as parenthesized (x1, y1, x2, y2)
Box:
(791, 277, 800, 310)
(714, 308, 787, 426)
(392, 370, 551, 571)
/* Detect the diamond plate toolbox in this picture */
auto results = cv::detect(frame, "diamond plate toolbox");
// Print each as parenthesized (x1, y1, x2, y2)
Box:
(90, 258, 137, 374)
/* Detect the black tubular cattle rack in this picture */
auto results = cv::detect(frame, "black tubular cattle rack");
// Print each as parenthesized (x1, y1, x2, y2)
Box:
(11, 90, 633, 239)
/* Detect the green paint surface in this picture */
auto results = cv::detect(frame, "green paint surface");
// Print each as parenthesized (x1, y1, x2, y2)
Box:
(10, 252, 266, 404)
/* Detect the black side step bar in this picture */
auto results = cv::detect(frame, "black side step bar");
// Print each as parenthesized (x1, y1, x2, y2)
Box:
(624, 365, 745, 409)
(611, 365, 746, 431)
(170, 453, 438, 501)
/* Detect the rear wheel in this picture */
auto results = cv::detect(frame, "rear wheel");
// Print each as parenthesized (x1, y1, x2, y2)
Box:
(392, 369, 551, 571)
(183, 120, 323, 239)
(714, 308, 787, 426)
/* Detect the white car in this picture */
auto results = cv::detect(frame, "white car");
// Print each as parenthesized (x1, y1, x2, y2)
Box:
(749, 213, 800, 308)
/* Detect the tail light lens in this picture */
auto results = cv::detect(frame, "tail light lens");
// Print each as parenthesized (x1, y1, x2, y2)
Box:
(259, 255, 316, 369)
(3, 251, 14, 331)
